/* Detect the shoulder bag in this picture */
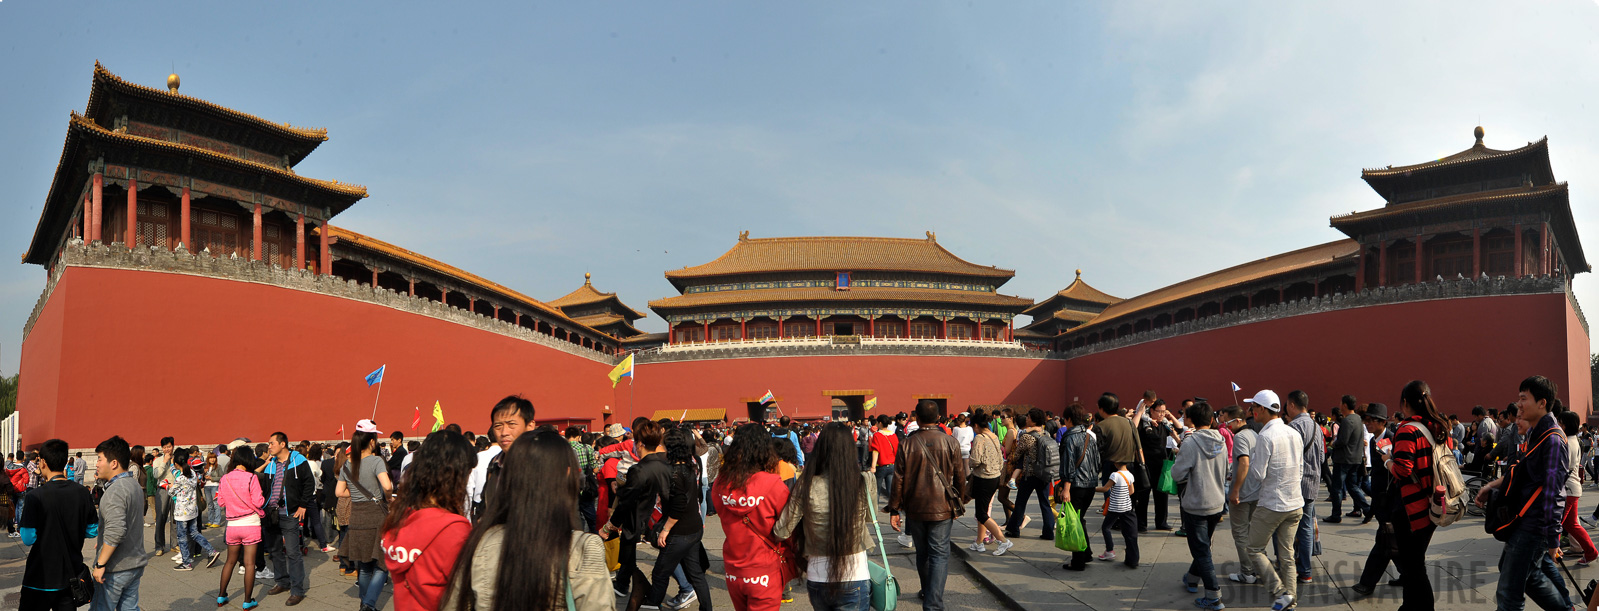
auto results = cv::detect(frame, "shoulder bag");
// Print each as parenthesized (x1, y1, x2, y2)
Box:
(913, 434, 965, 518)
(864, 479, 900, 610)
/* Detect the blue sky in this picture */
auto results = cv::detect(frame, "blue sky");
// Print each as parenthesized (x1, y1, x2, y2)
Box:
(3, 1, 1599, 376)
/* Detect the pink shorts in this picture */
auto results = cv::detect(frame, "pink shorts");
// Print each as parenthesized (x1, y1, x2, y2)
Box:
(225, 525, 261, 546)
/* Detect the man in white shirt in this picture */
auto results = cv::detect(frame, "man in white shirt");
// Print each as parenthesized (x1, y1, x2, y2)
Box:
(1241, 390, 1304, 611)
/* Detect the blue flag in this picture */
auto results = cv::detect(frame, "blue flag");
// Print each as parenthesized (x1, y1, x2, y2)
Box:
(365, 365, 386, 387)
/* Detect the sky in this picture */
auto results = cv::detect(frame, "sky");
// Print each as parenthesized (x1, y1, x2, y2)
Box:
(3, 1, 1599, 376)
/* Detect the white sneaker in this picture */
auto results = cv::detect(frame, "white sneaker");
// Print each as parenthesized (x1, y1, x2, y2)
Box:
(172, 553, 184, 563)
(897, 534, 914, 549)
(1228, 572, 1258, 584)
(968, 542, 986, 553)
(237, 566, 245, 575)
(1097, 550, 1116, 561)
(1271, 593, 1295, 611)
(992, 540, 1015, 556)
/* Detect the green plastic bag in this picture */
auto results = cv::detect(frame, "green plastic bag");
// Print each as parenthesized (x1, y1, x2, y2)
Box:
(1054, 503, 1086, 552)
(1156, 458, 1178, 495)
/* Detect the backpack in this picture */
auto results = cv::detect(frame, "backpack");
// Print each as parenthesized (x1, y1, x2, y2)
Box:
(1027, 430, 1060, 480)
(1403, 422, 1467, 527)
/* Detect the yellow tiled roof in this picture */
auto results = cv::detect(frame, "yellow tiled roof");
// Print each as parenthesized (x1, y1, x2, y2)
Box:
(666, 233, 1014, 280)
(89, 61, 328, 143)
(648, 286, 1033, 310)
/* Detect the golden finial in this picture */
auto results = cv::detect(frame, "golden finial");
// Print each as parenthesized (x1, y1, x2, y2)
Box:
(1474, 126, 1485, 146)
(1075, 269, 1082, 279)
(167, 72, 181, 93)
(584, 272, 592, 284)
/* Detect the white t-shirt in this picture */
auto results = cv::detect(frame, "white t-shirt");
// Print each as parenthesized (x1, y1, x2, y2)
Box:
(467, 446, 502, 504)
(1105, 468, 1133, 513)
(807, 551, 870, 583)
(953, 426, 975, 458)
(1363, 431, 1375, 468)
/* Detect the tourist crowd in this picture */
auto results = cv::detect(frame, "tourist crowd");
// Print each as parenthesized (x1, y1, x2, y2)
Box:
(6, 375, 1598, 611)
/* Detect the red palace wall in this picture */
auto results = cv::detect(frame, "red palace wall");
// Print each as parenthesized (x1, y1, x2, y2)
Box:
(1062, 293, 1592, 419)
(18, 267, 617, 448)
(631, 354, 1065, 422)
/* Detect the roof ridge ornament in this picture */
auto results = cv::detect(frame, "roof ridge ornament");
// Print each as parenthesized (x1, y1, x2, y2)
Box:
(584, 272, 592, 285)
(1474, 125, 1485, 147)
(926, 231, 936, 241)
(738, 230, 749, 242)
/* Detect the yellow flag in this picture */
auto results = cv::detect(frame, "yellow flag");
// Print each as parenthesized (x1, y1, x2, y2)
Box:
(432, 401, 445, 432)
(864, 397, 878, 412)
(608, 354, 635, 388)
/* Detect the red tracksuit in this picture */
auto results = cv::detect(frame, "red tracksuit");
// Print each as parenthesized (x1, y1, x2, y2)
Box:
(713, 471, 791, 611)
(381, 507, 472, 611)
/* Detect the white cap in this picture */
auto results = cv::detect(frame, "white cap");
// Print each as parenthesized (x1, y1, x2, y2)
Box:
(1244, 390, 1282, 413)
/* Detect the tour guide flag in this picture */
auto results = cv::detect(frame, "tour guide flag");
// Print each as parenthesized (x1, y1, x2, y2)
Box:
(1230, 381, 1241, 392)
(412, 407, 421, 431)
(365, 365, 386, 387)
(864, 397, 878, 411)
(432, 401, 445, 432)
(759, 390, 776, 405)
(608, 354, 635, 387)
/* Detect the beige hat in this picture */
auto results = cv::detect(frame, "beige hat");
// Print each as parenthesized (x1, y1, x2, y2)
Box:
(605, 423, 625, 437)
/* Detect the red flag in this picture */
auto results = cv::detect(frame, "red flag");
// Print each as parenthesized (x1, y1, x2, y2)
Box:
(412, 407, 421, 431)
(336, 424, 345, 438)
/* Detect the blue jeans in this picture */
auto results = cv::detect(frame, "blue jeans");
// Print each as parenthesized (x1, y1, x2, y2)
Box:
(175, 518, 216, 565)
(806, 579, 871, 611)
(1329, 464, 1369, 517)
(874, 465, 895, 506)
(267, 511, 308, 596)
(90, 566, 144, 611)
(906, 519, 952, 611)
(1496, 526, 1572, 611)
(357, 560, 389, 608)
(203, 487, 220, 525)
(1292, 500, 1315, 578)
(1181, 511, 1223, 592)
(1006, 476, 1053, 538)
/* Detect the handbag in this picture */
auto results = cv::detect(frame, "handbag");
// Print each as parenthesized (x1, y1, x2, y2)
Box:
(66, 561, 92, 607)
(1054, 500, 1086, 552)
(1155, 459, 1178, 496)
(742, 515, 799, 585)
(914, 435, 965, 519)
(865, 482, 900, 611)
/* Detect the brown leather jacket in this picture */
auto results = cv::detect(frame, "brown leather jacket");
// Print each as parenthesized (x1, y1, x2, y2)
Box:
(887, 428, 969, 521)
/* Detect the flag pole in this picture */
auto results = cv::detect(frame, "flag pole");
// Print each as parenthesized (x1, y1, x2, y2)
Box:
(1230, 385, 1240, 408)
(371, 378, 384, 421)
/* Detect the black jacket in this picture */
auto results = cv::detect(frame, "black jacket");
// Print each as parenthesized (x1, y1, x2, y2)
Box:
(263, 453, 317, 515)
(610, 453, 671, 538)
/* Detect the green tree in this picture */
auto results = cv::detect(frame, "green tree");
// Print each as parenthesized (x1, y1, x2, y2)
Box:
(0, 374, 14, 420)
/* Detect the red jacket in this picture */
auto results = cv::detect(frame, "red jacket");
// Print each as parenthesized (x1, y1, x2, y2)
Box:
(712, 471, 790, 575)
(381, 507, 472, 611)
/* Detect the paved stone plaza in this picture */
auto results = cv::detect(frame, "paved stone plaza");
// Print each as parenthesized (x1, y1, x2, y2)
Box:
(1, 486, 1597, 610)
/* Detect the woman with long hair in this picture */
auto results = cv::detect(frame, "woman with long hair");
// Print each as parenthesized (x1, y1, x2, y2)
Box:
(640, 427, 713, 611)
(330, 441, 356, 578)
(965, 411, 1013, 556)
(712, 424, 789, 610)
(203, 451, 221, 528)
(775, 422, 877, 610)
(381, 430, 476, 610)
(216, 445, 264, 609)
(336, 426, 394, 611)
(444, 432, 613, 611)
(170, 447, 220, 571)
(1385, 380, 1452, 611)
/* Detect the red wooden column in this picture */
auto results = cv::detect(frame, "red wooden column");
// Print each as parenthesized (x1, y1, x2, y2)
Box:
(408, 278, 416, 296)
(493, 305, 500, 319)
(251, 203, 263, 261)
(295, 213, 306, 270)
(777, 318, 785, 337)
(1377, 241, 1388, 286)
(372, 269, 380, 287)
(1472, 228, 1481, 278)
(668, 323, 675, 345)
(513, 312, 519, 326)
(468, 297, 476, 312)
(318, 222, 331, 274)
(814, 317, 822, 337)
(125, 178, 138, 247)
(703, 320, 711, 343)
(91, 172, 103, 242)
(1414, 235, 1425, 284)
(180, 186, 191, 250)
(1541, 224, 1551, 275)
(940, 317, 948, 339)
(740, 318, 747, 340)
(82, 196, 91, 240)
(1513, 224, 1524, 277)
(868, 315, 875, 337)
(1007, 319, 1014, 342)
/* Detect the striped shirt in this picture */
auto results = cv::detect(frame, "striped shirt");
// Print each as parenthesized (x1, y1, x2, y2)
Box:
(1388, 416, 1452, 531)
(1104, 468, 1133, 514)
